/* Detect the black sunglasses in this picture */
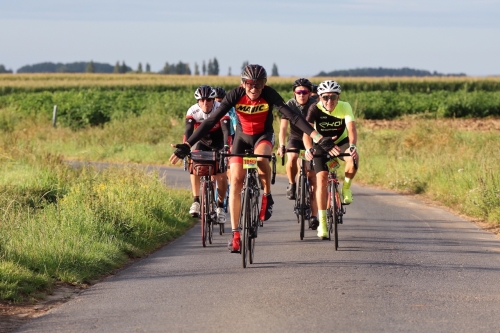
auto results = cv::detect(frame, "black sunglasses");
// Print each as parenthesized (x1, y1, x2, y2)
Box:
(322, 95, 338, 101)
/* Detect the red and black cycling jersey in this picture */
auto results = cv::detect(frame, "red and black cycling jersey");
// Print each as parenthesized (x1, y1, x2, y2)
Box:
(186, 85, 315, 147)
(183, 101, 231, 149)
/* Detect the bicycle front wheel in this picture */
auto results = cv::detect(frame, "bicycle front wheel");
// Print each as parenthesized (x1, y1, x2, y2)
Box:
(240, 186, 251, 268)
(299, 174, 306, 240)
(326, 181, 333, 242)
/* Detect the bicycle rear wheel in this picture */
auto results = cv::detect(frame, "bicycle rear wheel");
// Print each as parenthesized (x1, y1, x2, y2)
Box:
(201, 181, 208, 247)
(334, 188, 342, 251)
(331, 183, 339, 250)
(249, 192, 259, 264)
(207, 182, 214, 245)
(299, 174, 306, 240)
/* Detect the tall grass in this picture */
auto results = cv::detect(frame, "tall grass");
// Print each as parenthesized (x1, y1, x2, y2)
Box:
(356, 118, 500, 224)
(0, 138, 194, 302)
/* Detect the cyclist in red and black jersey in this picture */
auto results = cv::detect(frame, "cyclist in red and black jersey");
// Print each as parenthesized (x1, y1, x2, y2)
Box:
(170, 65, 338, 253)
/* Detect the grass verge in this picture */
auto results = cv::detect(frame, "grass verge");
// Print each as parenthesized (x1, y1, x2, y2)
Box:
(0, 144, 194, 302)
(355, 117, 500, 224)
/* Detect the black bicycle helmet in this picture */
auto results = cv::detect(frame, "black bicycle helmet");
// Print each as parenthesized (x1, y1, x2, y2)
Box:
(292, 78, 313, 92)
(194, 85, 216, 100)
(213, 87, 226, 99)
(241, 64, 267, 81)
(311, 84, 318, 94)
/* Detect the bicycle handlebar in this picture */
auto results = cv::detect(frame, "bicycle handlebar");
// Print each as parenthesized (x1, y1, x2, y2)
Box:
(284, 148, 358, 170)
(221, 150, 277, 185)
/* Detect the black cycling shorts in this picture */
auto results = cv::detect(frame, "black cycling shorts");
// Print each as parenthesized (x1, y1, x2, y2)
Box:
(286, 138, 305, 151)
(231, 131, 274, 164)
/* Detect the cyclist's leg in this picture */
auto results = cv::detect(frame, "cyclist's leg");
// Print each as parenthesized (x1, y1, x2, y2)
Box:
(214, 172, 228, 224)
(338, 140, 358, 204)
(315, 171, 329, 238)
(307, 167, 319, 226)
(286, 152, 299, 184)
(285, 152, 298, 199)
(190, 174, 201, 198)
(189, 142, 212, 216)
(255, 138, 273, 194)
(255, 134, 274, 221)
(312, 147, 330, 238)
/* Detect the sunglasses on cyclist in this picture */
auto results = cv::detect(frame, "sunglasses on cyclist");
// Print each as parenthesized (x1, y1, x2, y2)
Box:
(321, 95, 339, 101)
(244, 79, 266, 89)
(199, 98, 214, 102)
(294, 89, 310, 95)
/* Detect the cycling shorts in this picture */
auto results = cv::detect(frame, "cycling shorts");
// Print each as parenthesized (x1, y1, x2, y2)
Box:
(286, 138, 305, 151)
(230, 131, 274, 164)
(312, 137, 349, 173)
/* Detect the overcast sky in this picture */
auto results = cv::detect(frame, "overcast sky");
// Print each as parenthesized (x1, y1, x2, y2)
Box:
(1, 0, 499, 76)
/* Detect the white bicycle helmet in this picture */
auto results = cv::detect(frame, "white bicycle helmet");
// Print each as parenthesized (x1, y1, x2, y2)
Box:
(317, 80, 341, 95)
(194, 85, 216, 100)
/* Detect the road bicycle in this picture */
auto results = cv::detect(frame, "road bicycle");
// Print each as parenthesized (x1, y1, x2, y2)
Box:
(221, 149, 276, 268)
(285, 149, 312, 240)
(313, 152, 357, 250)
(184, 150, 223, 247)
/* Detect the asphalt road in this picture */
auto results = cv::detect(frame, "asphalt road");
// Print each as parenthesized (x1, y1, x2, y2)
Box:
(15, 166, 500, 333)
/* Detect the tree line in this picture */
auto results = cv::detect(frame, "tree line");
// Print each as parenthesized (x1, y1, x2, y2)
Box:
(316, 67, 466, 77)
(2, 59, 281, 76)
(0, 64, 13, 73)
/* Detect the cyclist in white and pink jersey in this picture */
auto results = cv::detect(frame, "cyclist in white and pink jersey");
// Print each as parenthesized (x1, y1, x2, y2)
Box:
(183, 85, 231, 225)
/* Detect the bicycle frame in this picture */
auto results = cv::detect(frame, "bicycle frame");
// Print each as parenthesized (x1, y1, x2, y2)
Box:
(184, 152, 220, 247)
(313, 152, 353, 250)
(221, 150, 276, 268)
(289, 149, 312, 240)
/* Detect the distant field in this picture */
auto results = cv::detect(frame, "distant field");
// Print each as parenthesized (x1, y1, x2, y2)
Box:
(1, 73, 500, 92)
(1, 74, 500, 127)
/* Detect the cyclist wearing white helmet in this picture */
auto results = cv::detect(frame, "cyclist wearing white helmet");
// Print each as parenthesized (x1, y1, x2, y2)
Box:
(303, 80, 359, 239)
(171, 65, 338, 253)
(183, 85, 231, 225)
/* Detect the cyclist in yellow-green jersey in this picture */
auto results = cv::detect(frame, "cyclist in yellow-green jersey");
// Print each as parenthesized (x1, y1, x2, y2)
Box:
(303, 80, 359, 239)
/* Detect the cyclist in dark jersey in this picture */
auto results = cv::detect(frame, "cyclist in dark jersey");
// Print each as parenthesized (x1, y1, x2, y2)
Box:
(183, 85, 231, 225)
(277, 78, 320, 230)
(303, 80, 359, 239)
(170, 65, 338, 253)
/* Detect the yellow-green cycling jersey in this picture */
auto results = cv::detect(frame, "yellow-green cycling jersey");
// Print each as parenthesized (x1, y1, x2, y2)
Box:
(305, 100, 355, 144)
